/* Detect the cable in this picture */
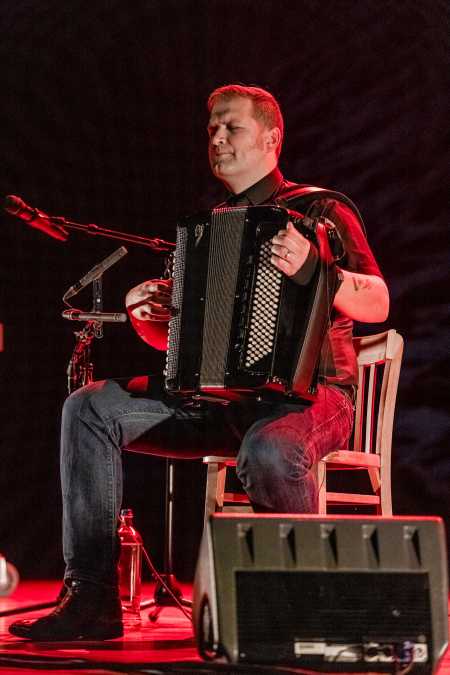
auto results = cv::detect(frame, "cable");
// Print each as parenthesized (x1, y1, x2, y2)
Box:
(141, 546, 192, 622)
(0, 653, 163, 672)
(395, 659, 415, 675)
(0, 652, 325, 672)
(0, 600, 56, 618)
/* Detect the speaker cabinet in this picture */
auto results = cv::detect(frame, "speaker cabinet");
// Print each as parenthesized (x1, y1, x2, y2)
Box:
(193, 515, 448, 672)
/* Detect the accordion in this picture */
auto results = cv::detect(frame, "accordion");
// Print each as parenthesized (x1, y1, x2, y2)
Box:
(164, 205, 338, 400)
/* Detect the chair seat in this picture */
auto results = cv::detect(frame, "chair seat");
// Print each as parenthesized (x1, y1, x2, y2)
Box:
(223, 492, 249, 503)
(203, 456, 237, 465)
(320, 450, 381, 467)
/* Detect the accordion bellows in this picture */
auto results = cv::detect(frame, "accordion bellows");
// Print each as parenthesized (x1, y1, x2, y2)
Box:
(165, 205, 337, 400)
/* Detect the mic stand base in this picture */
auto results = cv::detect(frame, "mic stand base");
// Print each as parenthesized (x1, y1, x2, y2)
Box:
(140, 574, 192, 622)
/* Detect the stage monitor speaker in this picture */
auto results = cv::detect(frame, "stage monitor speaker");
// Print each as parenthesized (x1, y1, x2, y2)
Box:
(193, 514, 448, 672)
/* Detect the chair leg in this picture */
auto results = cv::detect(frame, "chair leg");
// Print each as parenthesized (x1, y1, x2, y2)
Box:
(379, 463, 393, 516)
(203, 462, 227, 530)
(316, 460, 327, 514)
(366, 466, 381, 514)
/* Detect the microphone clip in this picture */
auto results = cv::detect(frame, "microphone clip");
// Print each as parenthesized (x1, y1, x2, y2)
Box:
(62, 246, 128, 303)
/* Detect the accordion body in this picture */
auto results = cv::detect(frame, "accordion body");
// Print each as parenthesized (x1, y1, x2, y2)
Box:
(164, 205, 336, 399)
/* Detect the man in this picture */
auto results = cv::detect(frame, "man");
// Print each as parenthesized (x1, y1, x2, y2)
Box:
(10, 84, 388, 641)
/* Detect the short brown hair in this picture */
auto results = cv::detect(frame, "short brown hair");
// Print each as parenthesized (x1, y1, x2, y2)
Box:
(207, 84, 284, 157)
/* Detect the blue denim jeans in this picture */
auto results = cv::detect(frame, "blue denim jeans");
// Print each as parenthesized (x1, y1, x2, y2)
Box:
(60, 375, 353, 587)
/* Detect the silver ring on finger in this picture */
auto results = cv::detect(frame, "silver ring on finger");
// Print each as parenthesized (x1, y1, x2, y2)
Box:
(285, 248, 291, 260)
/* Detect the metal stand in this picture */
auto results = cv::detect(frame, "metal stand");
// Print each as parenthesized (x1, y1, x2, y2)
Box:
(140, 459, 192, 621)
(65, 278, 105, 392)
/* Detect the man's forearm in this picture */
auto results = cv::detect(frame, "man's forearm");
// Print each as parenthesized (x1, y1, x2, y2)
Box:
(333, 270, 389, 323)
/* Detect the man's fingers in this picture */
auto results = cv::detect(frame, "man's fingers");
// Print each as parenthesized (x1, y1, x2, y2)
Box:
(144, 283, 158, 293)
(126, 278, 173, 313)
(272, 224, 309, 256)
(271, 237, 305, 258)
(151, 292, 172, 304)
(128, 296, 173, 318)
(271, 220, 311, 276)
(131, 303, 172, 321)
(270, 254, 291, 274)
(144, 282, 171, 294)
(272, 231, 301, 247)
(271, 243, 290, 260)
(128, 296, 168, 310)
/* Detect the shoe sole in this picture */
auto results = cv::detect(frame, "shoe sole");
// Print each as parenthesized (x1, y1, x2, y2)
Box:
(10, 622, 124, 641)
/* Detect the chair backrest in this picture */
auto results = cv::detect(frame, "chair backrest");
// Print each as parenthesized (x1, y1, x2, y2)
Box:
(352, 329, 404, 456)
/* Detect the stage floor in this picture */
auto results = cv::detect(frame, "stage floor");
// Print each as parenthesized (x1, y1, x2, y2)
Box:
(0, 581, 448, 675)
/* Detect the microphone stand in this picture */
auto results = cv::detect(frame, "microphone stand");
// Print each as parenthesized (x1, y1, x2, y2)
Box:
(140, 459, 192, 621)
(41, 213, 175, 253)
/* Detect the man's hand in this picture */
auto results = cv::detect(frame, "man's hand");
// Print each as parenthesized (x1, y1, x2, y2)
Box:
(125, 278, 173, 322)
(270, 221, 311, 276)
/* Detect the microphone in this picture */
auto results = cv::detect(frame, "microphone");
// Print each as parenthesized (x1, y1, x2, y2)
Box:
(4, 195, 68, 241)
(62, 310, 127, 322)
(62, 246, 128, 301)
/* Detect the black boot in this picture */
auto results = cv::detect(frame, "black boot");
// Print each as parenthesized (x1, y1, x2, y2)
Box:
(55, 581, 68, 604)
(9, 580, 123, 641)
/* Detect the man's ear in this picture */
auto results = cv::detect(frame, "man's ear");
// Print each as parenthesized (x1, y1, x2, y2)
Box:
(264, 126, 282, 153)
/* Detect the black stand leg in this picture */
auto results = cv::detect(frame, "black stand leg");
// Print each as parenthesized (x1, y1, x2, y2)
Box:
(140, 459, 192, 621)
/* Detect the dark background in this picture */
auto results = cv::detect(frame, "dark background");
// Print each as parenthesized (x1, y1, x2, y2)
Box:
(0, 0, 448, 581)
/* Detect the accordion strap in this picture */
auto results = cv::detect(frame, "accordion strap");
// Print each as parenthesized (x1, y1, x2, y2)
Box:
(275, 183, 366, 234)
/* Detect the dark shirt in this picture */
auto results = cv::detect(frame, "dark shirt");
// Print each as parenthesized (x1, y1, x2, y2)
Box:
(226, 167, 287, 206)
(225, 168, 383, 386)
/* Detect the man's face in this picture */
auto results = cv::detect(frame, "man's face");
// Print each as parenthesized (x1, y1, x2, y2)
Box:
(207, 97, 272, 189)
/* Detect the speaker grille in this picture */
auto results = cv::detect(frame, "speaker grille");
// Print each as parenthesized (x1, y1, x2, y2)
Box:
(236, 570, 431, 665)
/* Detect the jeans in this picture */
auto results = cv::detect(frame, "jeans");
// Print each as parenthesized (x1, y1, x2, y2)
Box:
(60, 375, 354, 587)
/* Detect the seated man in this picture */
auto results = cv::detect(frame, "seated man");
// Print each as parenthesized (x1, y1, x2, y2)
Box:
(10, 84, 389, 641)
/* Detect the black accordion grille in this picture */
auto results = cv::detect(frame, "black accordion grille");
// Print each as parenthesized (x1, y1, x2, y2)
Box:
(200, 208, 245, 386)
(165, 226, 187, 382)
(245, 239, 283, 368)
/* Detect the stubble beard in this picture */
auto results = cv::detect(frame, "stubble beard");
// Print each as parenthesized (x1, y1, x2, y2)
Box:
(211, 153, 234, 176)
(210, 135, 265, 179)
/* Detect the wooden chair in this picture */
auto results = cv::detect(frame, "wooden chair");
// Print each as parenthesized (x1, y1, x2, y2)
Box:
(203, 329, 404, 524)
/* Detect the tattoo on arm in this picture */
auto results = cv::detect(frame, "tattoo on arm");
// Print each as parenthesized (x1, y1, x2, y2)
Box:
(352, 276, 373, 292)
